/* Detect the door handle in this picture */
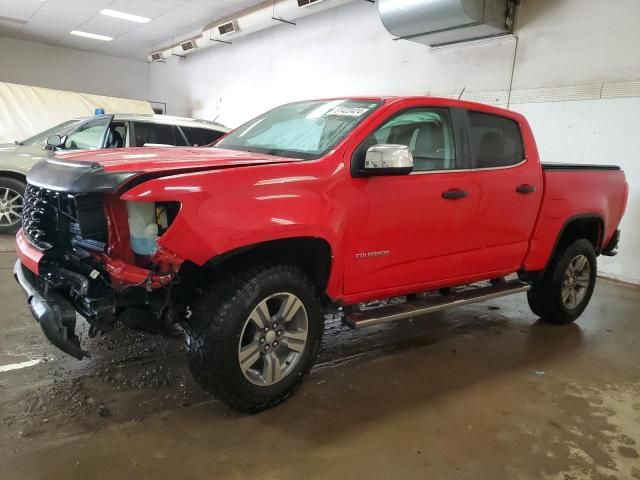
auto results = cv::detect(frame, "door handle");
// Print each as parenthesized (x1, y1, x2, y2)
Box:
(442, 189, 468, 200)
(516, 184, 536, 194)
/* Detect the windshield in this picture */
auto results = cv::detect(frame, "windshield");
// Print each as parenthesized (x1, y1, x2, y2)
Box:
(215, 99, 383, 160)
(20, 119, 85, 145)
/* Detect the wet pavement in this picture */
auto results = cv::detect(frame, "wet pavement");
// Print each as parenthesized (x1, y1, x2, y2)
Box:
(1, 243, 639, 480)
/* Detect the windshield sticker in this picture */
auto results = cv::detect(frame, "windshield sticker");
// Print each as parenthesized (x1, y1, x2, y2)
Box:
(326, 106, 371, 117)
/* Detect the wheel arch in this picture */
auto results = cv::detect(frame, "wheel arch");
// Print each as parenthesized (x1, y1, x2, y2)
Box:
(548, 214, 604, 267)
(0, 171, 27, 184)
(194, 237, 334, 300)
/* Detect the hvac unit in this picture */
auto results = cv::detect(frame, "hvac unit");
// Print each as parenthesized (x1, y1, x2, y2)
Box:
(378, 0, 516, 47)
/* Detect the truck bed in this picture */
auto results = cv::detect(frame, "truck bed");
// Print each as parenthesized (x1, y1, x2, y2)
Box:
(524, 165, 628, 271)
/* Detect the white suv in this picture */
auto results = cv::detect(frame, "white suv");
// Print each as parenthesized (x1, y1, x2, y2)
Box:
(0, 114, 229, 233)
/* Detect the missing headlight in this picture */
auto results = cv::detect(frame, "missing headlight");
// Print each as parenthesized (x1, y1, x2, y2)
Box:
(126, 201, 180, 256)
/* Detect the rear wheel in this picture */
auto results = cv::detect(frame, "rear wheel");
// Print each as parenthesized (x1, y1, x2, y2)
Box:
(527, 238, 597, 324)
(0, 177, 25, 234)
(186, 264, 324, 413)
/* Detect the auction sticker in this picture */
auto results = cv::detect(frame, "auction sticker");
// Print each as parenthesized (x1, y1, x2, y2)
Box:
(327, 106, 371, 117)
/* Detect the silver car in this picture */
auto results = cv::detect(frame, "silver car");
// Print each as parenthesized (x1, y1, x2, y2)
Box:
(0, 114, 229, 233)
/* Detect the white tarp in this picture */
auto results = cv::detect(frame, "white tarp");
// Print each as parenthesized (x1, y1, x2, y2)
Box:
(0, 81, 153, 143)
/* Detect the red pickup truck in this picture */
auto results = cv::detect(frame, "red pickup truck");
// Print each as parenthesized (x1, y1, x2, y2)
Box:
(14, 97, 628, 412)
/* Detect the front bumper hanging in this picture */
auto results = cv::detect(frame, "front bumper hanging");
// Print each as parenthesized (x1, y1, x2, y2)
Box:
(13, 260, 88, 360)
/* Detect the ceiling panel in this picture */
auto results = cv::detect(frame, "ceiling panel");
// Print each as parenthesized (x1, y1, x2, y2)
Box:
(0, 0, 266, 61)
(0, 0, 46, 22)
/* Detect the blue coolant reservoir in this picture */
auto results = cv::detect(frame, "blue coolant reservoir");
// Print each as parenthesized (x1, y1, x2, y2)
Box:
(126, 201, 158, 255)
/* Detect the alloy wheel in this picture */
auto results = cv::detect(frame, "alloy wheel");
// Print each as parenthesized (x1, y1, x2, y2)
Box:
(561, 254, 591, 309)
(0, 187, 23, 227)
(238, 292, 308, 386)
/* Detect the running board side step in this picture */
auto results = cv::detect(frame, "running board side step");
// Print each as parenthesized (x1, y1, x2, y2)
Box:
(345, 281, 530, 329)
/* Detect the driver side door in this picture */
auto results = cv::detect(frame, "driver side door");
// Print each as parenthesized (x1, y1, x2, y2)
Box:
(343, 106, 478, 297)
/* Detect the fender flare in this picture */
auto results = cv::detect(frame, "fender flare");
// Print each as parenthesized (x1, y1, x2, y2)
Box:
(545, 213, 605, 269)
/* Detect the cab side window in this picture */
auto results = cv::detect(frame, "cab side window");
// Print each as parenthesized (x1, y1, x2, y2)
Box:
(133, 123, 187, 147)
(181, 127, 225, 146)
(467, 111, 524, 168)
(361, 108, 456, 172)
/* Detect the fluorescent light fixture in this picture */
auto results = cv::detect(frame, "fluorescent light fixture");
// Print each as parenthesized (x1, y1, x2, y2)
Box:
(100, 9, 151, 23)
(70, 30, 113, 41)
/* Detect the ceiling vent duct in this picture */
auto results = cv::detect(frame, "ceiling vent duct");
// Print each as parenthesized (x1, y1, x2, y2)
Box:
(378, 0, 516, 48)
(149, 0, 356, 63)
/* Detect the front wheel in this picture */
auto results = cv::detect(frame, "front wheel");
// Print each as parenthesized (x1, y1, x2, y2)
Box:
(0, 177, 26, 235)
(527, 238, 597, 324)
(186, 264, 324, 413)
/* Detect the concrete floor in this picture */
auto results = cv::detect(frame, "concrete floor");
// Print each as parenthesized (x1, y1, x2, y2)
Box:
(0, 240, 639, 480)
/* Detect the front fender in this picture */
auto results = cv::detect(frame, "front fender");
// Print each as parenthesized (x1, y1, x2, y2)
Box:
(119, 163, 343, 270)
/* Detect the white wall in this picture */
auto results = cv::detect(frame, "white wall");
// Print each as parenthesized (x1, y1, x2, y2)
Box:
(150, 1, 517, 123)
(149, 0, 640, 283)
(150, 0, 640, 122)
(0, 37, 150, 101)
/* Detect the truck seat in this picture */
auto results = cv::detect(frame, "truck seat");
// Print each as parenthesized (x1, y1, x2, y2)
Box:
(105, 129, 124, 148)
(412, 123, 447, 171)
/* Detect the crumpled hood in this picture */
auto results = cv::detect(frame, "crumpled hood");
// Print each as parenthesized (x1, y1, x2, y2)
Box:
(27, 146, 300, 193)
(56, 146, 299, 173)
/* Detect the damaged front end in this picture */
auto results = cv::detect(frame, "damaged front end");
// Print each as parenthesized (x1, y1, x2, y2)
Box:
(14, 159, 186, 359)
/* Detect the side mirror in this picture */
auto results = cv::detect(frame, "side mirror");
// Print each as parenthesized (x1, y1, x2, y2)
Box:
(363, 144, 413, 176)
(45, 135, 63, 150)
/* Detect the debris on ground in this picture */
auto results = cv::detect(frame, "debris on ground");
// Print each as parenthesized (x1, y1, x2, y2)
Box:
(97, 404, 110, 418)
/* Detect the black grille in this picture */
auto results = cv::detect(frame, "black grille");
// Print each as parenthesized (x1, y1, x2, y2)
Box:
(23, 185, 62, 251)
(22, 185, 108, 253)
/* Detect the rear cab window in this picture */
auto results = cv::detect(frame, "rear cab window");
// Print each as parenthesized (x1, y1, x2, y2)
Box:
(467, 111, 524, 169)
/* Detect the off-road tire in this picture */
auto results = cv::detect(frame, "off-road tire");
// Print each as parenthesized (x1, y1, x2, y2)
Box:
(186, 264, 324, 413)
(0, 177, 26, 235)
(527, 238, 597, 324)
